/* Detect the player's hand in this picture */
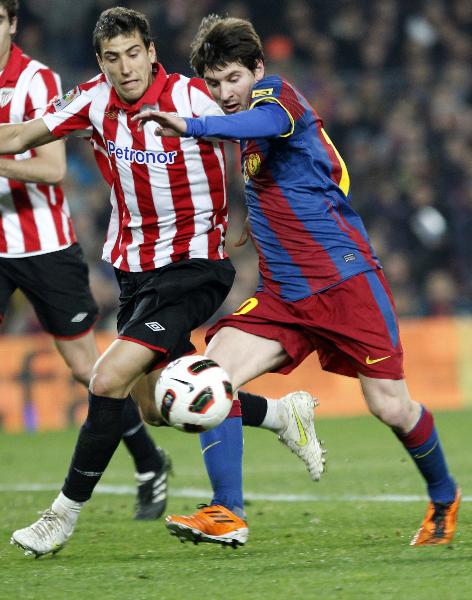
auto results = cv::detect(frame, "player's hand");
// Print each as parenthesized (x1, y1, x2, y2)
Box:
(131, 110, 187, 137)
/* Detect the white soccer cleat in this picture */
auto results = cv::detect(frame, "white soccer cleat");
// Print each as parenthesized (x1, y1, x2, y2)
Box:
(277, 391, 326, 481)
(11, 508, 76, 558)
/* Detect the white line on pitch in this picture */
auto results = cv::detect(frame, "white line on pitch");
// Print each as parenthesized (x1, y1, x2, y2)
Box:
(0, 484, 470, 503)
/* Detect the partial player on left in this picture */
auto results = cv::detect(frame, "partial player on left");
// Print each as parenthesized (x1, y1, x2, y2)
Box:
(0, 0, 170, 522)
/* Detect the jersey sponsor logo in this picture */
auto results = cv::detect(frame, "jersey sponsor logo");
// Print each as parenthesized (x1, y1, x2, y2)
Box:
(243, 153, 262, 182)
(145, 321, 166, 332)
(343, 253, 356, 263)
(365, 355, 391, 365)
(107, 140, 177, 166)
(53, 86, 81, 111)
(233, 297, 258, 315)
(71, 312, 88, 323)
(0, 88, 14, 108)
(252, 88, 274, 98)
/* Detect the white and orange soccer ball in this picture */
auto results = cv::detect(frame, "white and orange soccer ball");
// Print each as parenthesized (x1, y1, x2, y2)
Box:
(155, 355, 233, 432)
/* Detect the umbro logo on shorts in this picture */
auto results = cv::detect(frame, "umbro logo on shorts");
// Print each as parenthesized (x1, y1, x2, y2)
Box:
(71, 312, 88, 323)
(145, 321, 166, 332)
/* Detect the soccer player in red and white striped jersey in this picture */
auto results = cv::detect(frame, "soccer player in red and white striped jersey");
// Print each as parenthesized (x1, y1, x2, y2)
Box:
(2, 6, 237, 558)
(43, 49, 228, 273)
(0, 1, 174, 526)
(7, 7, 321, 558)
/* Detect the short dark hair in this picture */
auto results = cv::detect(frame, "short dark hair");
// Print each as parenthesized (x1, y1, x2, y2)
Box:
(0, 0, 19, 22)
(190, 15, 264, 77)
(93, 7, 151, 56)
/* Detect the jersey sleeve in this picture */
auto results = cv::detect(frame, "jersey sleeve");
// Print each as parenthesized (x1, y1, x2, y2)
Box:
(184, 103, 291, 140)
(249, 76, 305, 137)
(91, 137, 113, 187)
(188, 78, 225, 117)
(42, 84, 93, 138)
(26, 69, 63, 120)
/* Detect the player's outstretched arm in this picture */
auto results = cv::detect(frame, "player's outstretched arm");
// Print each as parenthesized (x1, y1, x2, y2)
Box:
(132, 110, 187, 137)
(0, 139, 66, 185)
(134, 104, 291, 141)
(0, 118, 57, 156)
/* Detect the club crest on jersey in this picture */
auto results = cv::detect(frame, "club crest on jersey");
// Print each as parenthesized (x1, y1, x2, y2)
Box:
(107, 140, 177, 166)
(244, 153, 262, 181)
(0, 88, 14, 108)
(53, 86, 81, 111)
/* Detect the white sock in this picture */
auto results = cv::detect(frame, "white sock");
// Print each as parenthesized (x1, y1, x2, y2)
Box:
(52, 492, 83, 521)
(260, 398, 284, 431)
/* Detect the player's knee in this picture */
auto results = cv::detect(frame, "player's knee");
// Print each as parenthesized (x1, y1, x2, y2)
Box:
(369, 401, 404, 427)
(89, 368, 121, 397)
(69, 363, 93, 388)
(368, 393, 416, 429)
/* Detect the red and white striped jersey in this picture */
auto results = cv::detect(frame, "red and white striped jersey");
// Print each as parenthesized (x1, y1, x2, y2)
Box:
(43, 64, 228, 272)
(0, 44, 75, 257)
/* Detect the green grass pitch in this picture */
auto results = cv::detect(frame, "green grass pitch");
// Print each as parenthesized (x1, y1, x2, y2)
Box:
(1, 410, 471, 599)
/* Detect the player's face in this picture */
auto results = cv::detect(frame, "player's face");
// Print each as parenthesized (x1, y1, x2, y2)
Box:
(0, 7, 16, 70)
(97, 31, 156, 104)
(203, 60, 265, 114)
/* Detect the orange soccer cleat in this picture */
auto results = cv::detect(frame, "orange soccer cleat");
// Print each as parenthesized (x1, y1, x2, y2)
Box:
(165, 504, 248, 548)
(410, 487, 461, 546)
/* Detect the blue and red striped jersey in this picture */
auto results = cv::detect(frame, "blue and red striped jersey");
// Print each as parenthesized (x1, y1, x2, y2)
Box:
(242, 75, 381, 301)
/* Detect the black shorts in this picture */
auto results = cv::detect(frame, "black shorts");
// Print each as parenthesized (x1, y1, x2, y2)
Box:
(0, 243, 99, 338)
(115, 258, 235, 367)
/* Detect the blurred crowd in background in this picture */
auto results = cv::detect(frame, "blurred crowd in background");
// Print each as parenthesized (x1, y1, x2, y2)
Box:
(4, 0, 472, 333)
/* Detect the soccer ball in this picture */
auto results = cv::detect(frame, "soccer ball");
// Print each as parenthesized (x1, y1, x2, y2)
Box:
(155, 355, 233, 432)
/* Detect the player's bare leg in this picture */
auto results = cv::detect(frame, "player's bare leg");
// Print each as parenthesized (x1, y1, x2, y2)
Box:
(166, 328, 325, 546)
(54, 330, 98, 387)
(58, 333, 170, 520)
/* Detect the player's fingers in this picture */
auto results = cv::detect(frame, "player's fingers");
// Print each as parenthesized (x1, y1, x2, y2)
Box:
(131, 110, 149, 122)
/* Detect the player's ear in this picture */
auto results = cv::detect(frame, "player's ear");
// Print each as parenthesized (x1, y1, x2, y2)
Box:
(253, 60, 265, 82)
(9, 17, 17, 36)
(148, 42, 157, 63)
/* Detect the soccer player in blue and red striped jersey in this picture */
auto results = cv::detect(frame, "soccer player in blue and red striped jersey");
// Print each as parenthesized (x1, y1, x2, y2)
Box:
(135, 15, 460, 548)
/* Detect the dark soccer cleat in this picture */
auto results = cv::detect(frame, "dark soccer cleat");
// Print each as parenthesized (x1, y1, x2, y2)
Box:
(165, 504, 248, 547)
(134, 447, 172, 520)
(410, 487, 461, 546)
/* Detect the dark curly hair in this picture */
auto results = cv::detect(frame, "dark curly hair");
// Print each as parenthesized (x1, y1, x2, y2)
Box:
(190, 15, 264, 77)
(93, 7, 151, 56)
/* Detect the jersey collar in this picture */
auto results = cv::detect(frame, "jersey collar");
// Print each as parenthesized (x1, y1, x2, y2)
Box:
(0, 44, 24, 88)
(106, 62, 168, 113)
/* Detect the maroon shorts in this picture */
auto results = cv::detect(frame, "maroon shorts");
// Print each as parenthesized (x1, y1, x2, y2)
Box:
(206, 270, 404, 380)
